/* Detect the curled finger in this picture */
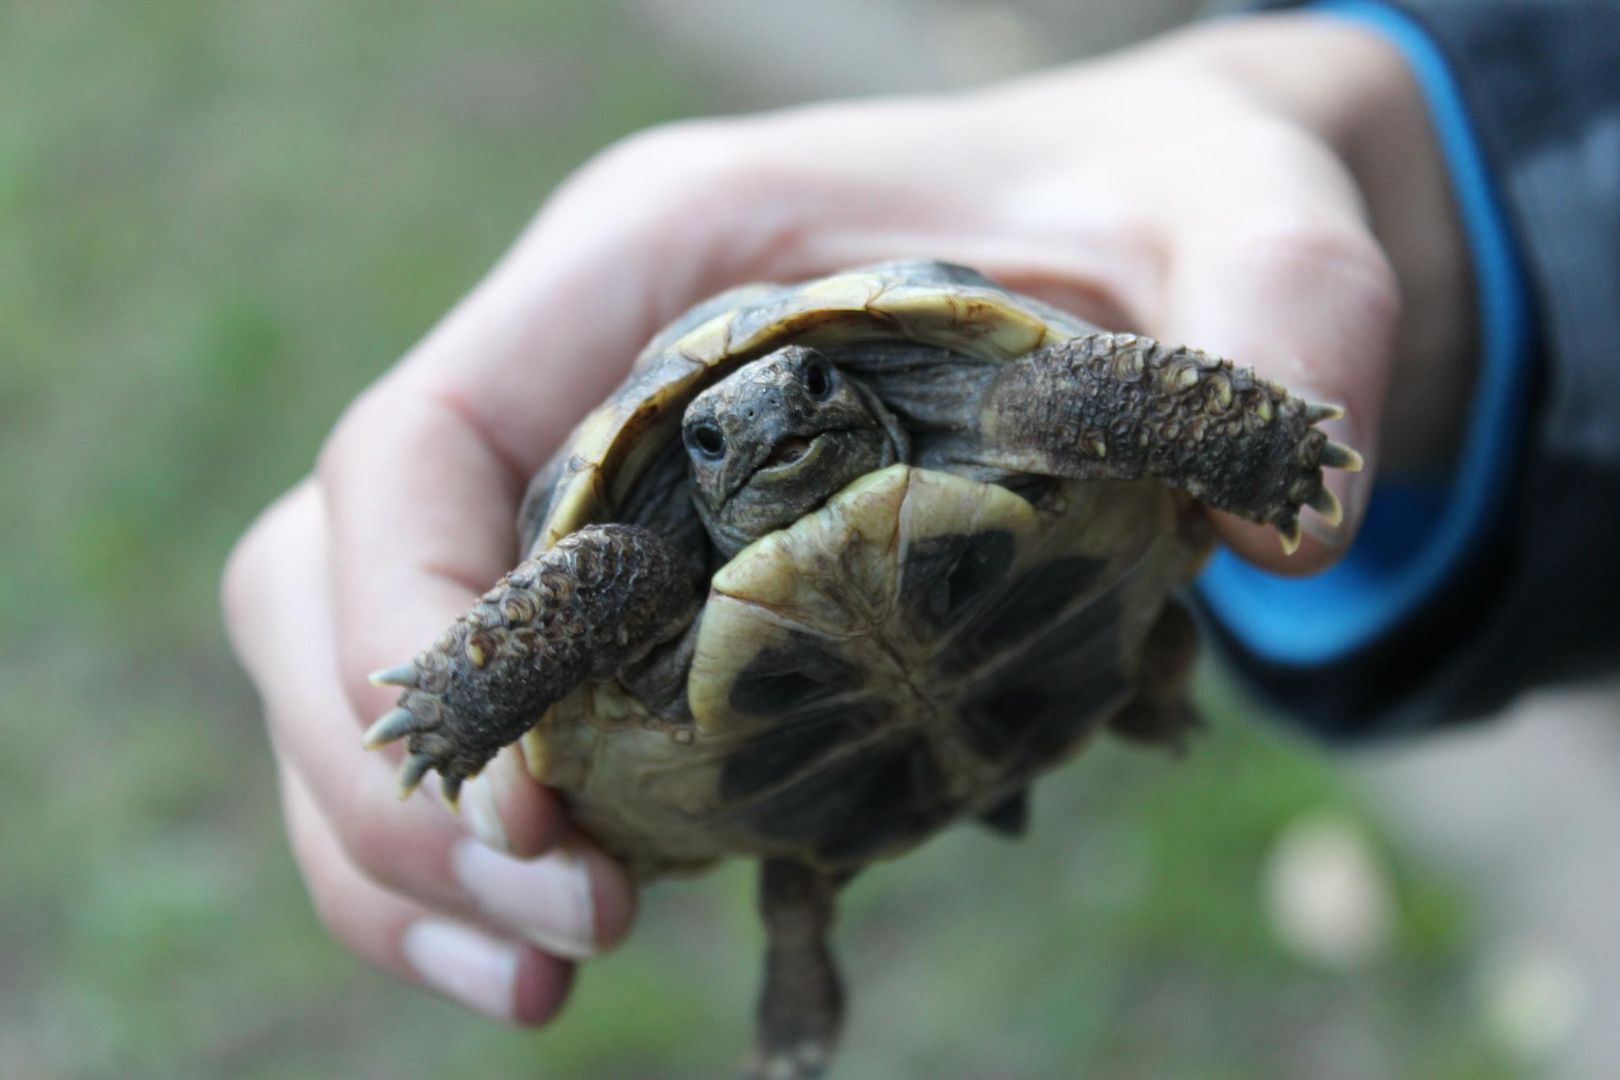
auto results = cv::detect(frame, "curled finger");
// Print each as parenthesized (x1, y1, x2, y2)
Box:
(225, 483, 637, 958)
(279, 762, 573, 1025)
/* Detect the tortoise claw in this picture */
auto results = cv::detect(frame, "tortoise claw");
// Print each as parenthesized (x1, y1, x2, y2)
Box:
(367, 663, 418, 689)
(1320, 441, 1363, 472)
(365, 707, 461, 807)
(362, 708, 421, 750)
(1277, 517, 1302, 556)
(397, 752, 435, 800)
(440, 773, 464, 813)
(1306, 402, 1345, 423)
(1307, 485, 1343, 527)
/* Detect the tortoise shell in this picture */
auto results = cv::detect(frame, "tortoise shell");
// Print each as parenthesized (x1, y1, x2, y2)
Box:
(515, 262, 1208, 878)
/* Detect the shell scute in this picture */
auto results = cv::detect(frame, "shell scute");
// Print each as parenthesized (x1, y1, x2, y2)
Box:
(865, 285, 1060, 359)
(674, 309, 736, 367)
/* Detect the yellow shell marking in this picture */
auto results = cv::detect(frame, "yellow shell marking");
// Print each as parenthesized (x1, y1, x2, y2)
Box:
(792, 271, 886, 311)
(868, 287, 1058, 360)
(541, 466, 609, 549)
(674, 310, 735, 367)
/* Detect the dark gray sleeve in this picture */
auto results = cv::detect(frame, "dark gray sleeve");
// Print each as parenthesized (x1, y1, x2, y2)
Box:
(1208, 1, 1620, 739)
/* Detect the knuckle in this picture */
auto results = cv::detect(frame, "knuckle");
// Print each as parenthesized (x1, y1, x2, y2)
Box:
(1243, 216, 1394, 287)
(220, 524, 268, 635)
(541, 114, 809, 291)
(581, 117, 750, 189)
(299, 861, 358, 948)
(220, 485, 305, 643)
(1234, 216, 1400, 326)
(279, 772, 393, 958)
(334, 776, 418, 892)
(313, 383, 389, 493)
(295, 843, 407, 974)
(558, 116, 780, 246)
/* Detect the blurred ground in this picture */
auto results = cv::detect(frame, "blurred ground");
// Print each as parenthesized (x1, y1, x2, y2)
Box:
(0, 1, 1606, 1077)
(1352, 681, 1620, 1080)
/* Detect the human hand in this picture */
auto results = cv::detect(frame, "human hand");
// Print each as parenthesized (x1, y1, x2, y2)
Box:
(223, 10, 1470, 1023)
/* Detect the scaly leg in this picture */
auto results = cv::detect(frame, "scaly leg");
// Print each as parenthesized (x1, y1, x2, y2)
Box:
(362, 524, 701, 805)
(744, 859, 848, 1080)
(1108, 599, 1204, 754)
(975, 333, 1362, 553)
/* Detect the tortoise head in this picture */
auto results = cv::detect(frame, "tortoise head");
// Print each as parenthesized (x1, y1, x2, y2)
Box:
(683, 345, 909, 556)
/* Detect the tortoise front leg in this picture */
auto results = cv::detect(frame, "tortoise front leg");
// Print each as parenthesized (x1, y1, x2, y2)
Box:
(362, 523, 701, 805)
(976, 333, 1361, 552)
(745, 859, 849, 1080)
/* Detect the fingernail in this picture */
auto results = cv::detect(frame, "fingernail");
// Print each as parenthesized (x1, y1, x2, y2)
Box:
(452, 840, 597, 959)
(462, 774, 510, 852)
(400, 917, 519, 1021)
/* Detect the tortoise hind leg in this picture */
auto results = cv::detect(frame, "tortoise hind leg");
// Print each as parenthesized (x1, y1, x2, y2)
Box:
(977, 788, 1030, 837)
(1109, 599, 1203, 754)
(973, 333, 1360, 552)
(745, 858, 849, 1080)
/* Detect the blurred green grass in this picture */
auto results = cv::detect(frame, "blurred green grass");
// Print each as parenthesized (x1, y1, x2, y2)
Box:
(1, 2, 1518, 1077)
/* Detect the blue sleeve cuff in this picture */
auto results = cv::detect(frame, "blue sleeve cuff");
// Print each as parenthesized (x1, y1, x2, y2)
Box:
(1196, 0, 1533, 665)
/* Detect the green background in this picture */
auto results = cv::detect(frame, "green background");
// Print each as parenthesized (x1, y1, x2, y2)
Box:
(1, 2, 1517, 1076)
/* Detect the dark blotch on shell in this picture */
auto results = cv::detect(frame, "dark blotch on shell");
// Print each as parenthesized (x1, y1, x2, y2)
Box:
(957, 573, 1128, 769)
(899, 530, 1017, 632)
(719, 708, 879, 803)
(740, 733, 955, 864)
(726, 633, 865, 717)
(943, 555, 1108, 670)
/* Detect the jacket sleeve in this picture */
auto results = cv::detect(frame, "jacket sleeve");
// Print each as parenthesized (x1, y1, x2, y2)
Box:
(1197, 0, 1620, 740)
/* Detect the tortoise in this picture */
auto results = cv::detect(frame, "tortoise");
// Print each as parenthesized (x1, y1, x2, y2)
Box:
(361, 260, 1358, 1077)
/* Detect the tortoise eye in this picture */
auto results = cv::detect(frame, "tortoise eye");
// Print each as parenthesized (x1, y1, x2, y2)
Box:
(802, 355, 834, 400)
(688, 421, 726, 460)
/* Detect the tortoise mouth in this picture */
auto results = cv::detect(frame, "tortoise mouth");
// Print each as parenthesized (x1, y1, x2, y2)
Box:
(762, 434, 818, 470)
